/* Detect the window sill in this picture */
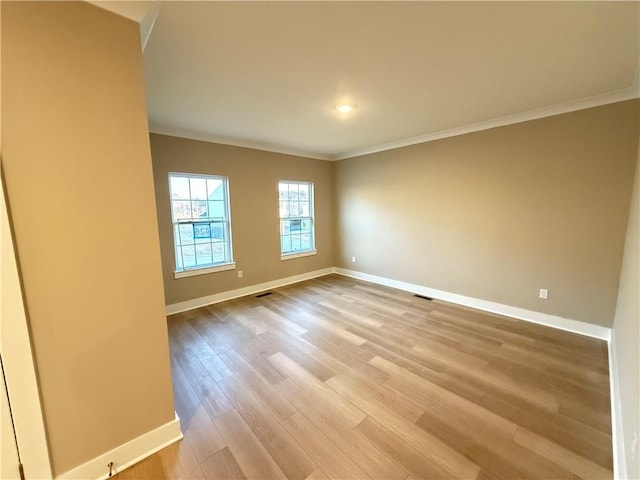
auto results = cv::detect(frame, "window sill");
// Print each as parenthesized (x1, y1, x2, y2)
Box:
(174, 262, 236, 279)
(280, 250, 317, 261)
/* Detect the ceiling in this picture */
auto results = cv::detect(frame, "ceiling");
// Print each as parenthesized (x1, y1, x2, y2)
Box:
(118, 2, 639, 160)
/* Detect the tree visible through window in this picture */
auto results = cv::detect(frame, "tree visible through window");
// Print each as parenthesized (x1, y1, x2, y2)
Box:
(279, 180, 315, 256)
(169, 173, 233, 272)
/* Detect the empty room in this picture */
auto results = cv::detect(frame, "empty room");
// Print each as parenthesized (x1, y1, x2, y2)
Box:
(1, 2, 638, 480)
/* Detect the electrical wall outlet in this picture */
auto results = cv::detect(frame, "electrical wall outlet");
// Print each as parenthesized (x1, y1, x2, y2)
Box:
(539, 288, 548, 299)
(351, 256, 356, 263)
(238, 270, 243, 278)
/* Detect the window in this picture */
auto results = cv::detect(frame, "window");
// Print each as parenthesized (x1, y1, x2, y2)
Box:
(169, 173, 234, 278)
(279, 180, 316, 259)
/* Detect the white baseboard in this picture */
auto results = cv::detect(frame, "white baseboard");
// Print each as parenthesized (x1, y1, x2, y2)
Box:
(167, 265, 611, 339)
(51, 268, 618, 480)
(334, 268, 611, 341)
(335, 268, 623, 472)
(163, 266, 621, 475)
(56, 414, 182, 480)
(608, 332, 626, 480)
(166, 267, 335, 315)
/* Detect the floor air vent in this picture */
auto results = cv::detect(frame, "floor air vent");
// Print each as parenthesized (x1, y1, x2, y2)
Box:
(413, 294, 433, 301)
(256, 292, 273, 298)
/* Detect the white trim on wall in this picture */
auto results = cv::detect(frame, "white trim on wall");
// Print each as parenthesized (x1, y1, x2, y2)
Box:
(334, 268, 611, 340)
(148, 88, 640, 162)
(0, 174, 52, 479)
(165, 267, 334, 315)
(148, 125, 333, 161)
(56, 414, 182, 480)
(608, 332, 626, 480)
(333, 268, 622, 476)
(152, 89, 640, 163)
(334, 87, 640, 160)
(167, 266, 613, 339)
(163, 266, 622, 478)
(332, 268, 621, 475)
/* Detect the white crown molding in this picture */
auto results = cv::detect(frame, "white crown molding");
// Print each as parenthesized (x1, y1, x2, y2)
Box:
(150, 87, 639, 162)
(149, 124, 333, 161)
(333, 86, 640, 160)
(56, 414, 182, 480)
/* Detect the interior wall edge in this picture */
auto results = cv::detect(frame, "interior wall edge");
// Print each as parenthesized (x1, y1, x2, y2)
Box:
(2, 2, 178, 473)
(55, 413, 182, 480)
(610, 134, 639, 480)
(0, 167, 51, 478)
(608, 331, 625, 480)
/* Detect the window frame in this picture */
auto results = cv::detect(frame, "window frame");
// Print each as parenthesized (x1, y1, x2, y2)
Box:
(168, 172, 235, 278)
(278, 180, 317, 260)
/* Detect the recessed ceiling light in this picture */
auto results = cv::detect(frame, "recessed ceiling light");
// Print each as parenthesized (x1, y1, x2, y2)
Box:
(336, 104, 354, 113)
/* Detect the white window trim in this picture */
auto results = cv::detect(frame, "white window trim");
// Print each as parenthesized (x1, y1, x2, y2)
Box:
(279, 180, 316, 257)
(174, 262, 236, 279)
(169, 172, 234, 276)
(281, 249, 317, 261)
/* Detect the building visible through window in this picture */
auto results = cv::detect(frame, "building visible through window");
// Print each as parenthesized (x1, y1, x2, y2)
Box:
(279, 180, 315, 256)
(169, 173, 233, 274)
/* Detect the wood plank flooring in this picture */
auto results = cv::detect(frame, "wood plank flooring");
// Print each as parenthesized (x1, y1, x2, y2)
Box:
(115, 274, 612, 480)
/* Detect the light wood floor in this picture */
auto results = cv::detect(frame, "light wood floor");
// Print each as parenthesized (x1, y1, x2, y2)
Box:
(116, 274, 613, 480)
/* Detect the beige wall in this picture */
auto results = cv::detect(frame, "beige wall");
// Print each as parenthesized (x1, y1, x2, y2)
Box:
(2, 2, 175, 476)
(335, 100, 639, 327)
(612, 136, 639, 479)
(1, 177, 51, 478)
(150, 134, 334, 306)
